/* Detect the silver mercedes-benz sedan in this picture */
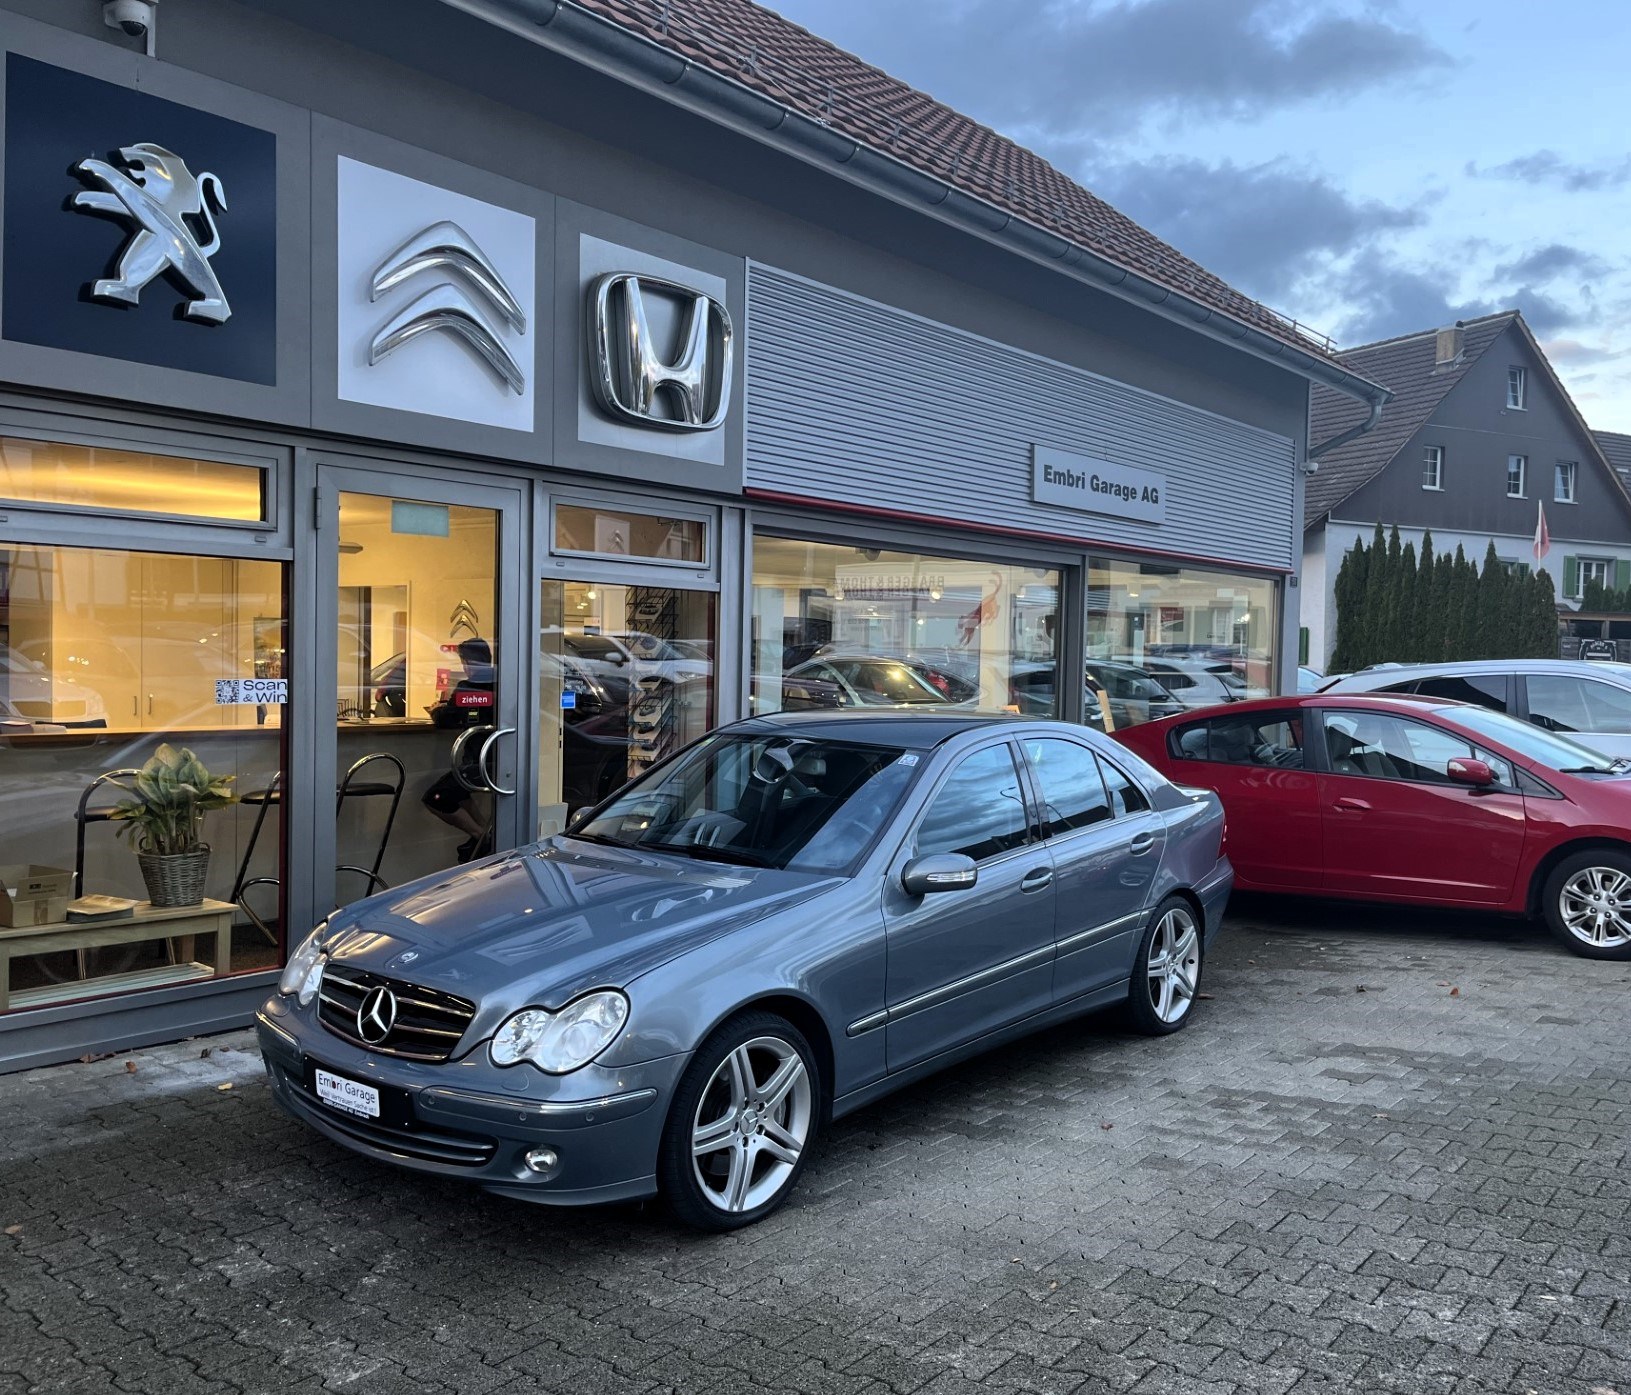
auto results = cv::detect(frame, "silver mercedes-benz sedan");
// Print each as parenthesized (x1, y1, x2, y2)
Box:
(257, 711, 1232, 1230)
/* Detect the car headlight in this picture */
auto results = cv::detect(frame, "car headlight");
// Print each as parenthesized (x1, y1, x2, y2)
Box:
(489, 990, 629, 1072)
(277, 923, 329, 1006)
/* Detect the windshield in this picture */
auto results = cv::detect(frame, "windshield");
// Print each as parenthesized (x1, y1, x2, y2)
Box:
(1445, 707, 1626, 772)
(573, 734, 920, 872)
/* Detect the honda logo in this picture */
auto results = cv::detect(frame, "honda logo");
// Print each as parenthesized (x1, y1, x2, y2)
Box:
(590, 273, 732, 432)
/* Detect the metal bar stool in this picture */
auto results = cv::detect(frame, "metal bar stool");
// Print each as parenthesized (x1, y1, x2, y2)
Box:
(230, 753, 407, 944)
(69, 768, 143, 979)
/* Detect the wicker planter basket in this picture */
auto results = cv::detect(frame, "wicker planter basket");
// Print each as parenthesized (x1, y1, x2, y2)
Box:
(137, 847, 212, 908)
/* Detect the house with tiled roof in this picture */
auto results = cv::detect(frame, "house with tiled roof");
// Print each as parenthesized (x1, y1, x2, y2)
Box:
(1302, 312, 1631, 669)
(1595, 430, 1631, 495)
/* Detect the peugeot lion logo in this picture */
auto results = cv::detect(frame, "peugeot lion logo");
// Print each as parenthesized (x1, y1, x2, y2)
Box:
(368, 220, 525, 393)
(590, 273, 733, 431)
(70, 142, 231, 323)
(355, 985, 398, 1045)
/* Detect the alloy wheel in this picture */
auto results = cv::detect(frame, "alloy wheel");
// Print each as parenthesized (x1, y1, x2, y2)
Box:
(690, 1035, 813, 1214)
(1146, 906, 1200, 1024)
(1558, 867, 1631, 949)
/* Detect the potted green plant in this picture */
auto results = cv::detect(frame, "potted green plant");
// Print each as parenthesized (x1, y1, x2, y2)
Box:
(109, 744, 236, 908)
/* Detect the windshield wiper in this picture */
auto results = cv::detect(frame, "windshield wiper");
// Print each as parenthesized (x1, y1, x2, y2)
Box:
(643, 841, 772, 868)
(1557, 766, 1616, 775)
(562, 830, 628, 848)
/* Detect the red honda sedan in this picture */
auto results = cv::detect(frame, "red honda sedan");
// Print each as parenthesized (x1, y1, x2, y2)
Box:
(1113, 693, 1631, 959)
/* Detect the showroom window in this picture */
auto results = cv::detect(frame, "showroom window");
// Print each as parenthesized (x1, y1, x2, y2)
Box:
(1086, 556, 1277, 721)
(0, 542, 286, 1015)
(750, 537, 1059, 718)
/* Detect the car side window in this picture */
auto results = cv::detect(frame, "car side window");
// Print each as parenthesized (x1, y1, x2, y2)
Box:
(1528, 674, 1631, 735)
(1023, 738, 1111, 836)
(1171, 713, 1305, 768)
(1322, 712, 1511, 786)
(1411, 674, 1511, 712)
(1098, 756, 1151, 816)
(914, 744, 1029, 862)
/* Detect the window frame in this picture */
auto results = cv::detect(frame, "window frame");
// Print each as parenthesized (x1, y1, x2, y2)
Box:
(1507, 367, 1527, 411)
(1021, 735, 1115, 842)
(1555, 460, 1578, 504)
(1421, 444, 1444, 491)
(1576, 557, 1611, 599)
(548, 493, 713, 569)
(1167, 709, 1306, 769)
(1506, 454, 1527, 499)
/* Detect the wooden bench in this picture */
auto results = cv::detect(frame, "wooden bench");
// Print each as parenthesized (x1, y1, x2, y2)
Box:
(0, 899, 235, 1012)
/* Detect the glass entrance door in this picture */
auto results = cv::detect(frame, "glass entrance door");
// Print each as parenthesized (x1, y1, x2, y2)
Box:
(318, 469, 524, 915)
(537, 579, 715, 833)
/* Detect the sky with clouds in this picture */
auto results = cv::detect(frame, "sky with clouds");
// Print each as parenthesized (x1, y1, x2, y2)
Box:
(764, 0, 1631, 430)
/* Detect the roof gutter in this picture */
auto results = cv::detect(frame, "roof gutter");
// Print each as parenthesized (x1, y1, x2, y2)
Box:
(433, 0, 1392, 418)
(1304, 393, 1386, 474)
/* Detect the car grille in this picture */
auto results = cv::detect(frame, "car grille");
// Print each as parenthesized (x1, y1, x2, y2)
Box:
(280, 1072, 496, 1168)
(317, 964, 476, 1062)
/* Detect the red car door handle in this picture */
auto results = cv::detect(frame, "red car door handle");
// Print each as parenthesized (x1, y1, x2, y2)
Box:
(1332, 796, 1371, 812)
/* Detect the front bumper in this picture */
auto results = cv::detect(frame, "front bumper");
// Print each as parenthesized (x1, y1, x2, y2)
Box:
(256, 996, 684, 1207)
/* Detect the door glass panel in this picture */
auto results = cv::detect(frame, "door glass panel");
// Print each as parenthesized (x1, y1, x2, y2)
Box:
(553, 503, 706, 564)
(1098, 756, 1151, 815)
(1322, 711, 1475, 784)
(1172, 712, 1306, 767)
(914, 745, 1029, 862)
(1024, 738, 1111, 836)
(537, 579, 715, 831)
(335, 492, 499, 896)
(1530, 674, 1631, 735)
(1412, 675, 1510, 711)
(0, 543, 285, 1014)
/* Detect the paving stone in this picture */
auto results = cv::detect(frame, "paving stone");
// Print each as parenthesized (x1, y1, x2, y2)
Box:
(2, 897, 1629, 1393)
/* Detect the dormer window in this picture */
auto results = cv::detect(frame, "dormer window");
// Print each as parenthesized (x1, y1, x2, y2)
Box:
(1507, 367, 1527, 410)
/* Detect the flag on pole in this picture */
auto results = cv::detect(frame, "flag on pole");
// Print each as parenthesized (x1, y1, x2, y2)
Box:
(1534, 499, 1551, 563)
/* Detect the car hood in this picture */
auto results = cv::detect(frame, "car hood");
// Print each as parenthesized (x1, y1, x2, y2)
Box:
(320, 837, 836, 1020)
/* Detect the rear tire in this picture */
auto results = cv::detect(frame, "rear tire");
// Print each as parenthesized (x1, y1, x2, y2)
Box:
(659, 1011, 819, 1231)
(1125, 896, 1203, 1035)
(1541, 849, 1631, 959)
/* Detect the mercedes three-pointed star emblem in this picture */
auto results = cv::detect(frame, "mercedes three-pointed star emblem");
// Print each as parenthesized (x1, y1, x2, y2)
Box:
(356, 985, 398, 1045)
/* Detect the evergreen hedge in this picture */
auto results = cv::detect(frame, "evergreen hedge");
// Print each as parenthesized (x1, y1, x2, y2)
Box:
(1329, 527, 1560, 672)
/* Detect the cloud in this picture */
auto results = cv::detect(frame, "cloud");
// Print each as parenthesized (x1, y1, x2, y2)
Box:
(771, 0, 1448, 136)
(1088, 157, 1422, 301)
(1545, 339, 1623, 369)
(1471, 151, 1631, 193)
(1493, 243, 1610, 283)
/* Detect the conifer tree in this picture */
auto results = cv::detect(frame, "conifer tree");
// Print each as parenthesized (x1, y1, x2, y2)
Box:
(1431, 547, 1454, 663)
(1359, 523, 1390, 668)
(1448, 545, 1476, 660)
(1394, 540, 1419, 663)
(1478, 542, 1508, 657)
(1330, 536, 1370, 673)
(1416, 531, 1436, 662)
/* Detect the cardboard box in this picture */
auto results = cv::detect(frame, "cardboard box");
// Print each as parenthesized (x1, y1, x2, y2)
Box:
(0, 864, 74, 927)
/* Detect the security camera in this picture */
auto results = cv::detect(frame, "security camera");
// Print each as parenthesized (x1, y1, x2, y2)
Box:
(104, 0, 157, 48)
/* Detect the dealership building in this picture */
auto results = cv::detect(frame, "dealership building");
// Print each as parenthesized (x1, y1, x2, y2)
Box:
(0, 0, 1386, 1069)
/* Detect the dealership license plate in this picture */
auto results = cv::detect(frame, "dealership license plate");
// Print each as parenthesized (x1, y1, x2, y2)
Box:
(313, 1068, 380, 1119)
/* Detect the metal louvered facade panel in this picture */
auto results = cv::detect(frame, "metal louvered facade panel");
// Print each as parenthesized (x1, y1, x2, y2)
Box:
(745, 264, 1298, 570)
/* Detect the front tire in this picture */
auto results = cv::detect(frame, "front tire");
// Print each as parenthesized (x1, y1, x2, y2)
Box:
(659, 1011, 819, 1231)
(1126, 896, 1203, 1035)
(1542, 850, 1631, 959)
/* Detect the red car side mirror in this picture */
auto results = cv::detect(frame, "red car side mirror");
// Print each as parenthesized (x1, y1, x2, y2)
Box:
(1446, 757, 1495, 788)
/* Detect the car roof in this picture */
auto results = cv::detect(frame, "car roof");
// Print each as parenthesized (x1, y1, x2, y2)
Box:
(730, 709, 1046, 749)
(1137, 693, 1466, 725)
(1339, 659, 1631, 682)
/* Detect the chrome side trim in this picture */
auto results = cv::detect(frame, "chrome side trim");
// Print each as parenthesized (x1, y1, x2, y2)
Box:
(371, 219, 527, 332)
(419, 1085, 657, 1117)
(845, 1010, 888, 1038)
(368, 282, 526, 394)
(1055, 910, 1143, 957)
(888, 942, 1055, 1023)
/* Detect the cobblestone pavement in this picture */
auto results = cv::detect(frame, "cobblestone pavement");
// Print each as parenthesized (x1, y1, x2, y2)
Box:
(3, 898, 1629, 1395)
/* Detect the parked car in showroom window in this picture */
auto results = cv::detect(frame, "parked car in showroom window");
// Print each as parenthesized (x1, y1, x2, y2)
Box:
(258, 712, 1231, 1229)
(1115, 692, 1631, 960)
(1323, 660, 1631, 760)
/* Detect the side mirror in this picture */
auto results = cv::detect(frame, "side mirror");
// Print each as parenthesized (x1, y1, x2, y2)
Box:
(901, 853, 978, 896)
(1446, 757, 1495, 788)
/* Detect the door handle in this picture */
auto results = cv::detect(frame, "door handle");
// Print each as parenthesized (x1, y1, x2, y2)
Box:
(478, 726, 517, 797)
(1333, 796, 1371, 812)
(1020, 867, 1053, 892)
(1129, 833, 1156, 856)
(450, 725, 489, 794)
